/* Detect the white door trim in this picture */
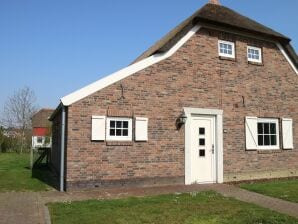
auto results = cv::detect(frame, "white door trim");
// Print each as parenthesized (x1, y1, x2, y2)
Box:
(184, 107, 223, 185)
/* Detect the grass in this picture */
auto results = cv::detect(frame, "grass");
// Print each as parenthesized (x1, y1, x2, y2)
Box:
(240, 179, 298, 203)
(0, 152, 54, 192)
(48, 191, 298, 224)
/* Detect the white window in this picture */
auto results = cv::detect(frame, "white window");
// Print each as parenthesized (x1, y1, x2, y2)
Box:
(246, 117, 280, 150)
(37, 136, 43, 144)
(106, 117, 132, 141)
(257, 118, 279, 149)
(218, 40, 235, 58)
(247, 46, 262, 63)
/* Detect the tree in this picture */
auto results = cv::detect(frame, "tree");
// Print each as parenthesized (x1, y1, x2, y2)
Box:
(1, 86, 38, 153)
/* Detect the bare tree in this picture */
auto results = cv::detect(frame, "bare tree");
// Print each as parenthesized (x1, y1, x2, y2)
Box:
(1, 86, 38, 153)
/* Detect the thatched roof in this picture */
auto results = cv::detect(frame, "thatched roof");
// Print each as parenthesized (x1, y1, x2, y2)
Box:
(134, 3, 297, 69)
(32, 109, 54, 128)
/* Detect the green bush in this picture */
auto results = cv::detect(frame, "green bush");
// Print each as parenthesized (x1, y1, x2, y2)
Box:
(0, 128, 31, 153)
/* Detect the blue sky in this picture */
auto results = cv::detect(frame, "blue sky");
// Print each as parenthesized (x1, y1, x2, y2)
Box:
(0, 0, 297, 110)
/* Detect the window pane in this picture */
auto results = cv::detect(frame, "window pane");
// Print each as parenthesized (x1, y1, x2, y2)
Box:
(199, 128, 205, 135)
(110, 121, 115, 128)
(199, 149, 205, 157)
(37, 137, 43, 143)
(264, 123, 269, 134)
(123, 129, 128, 136)
(199, 138, 205, 146)
(116, 129, 122, 136)
(110, 129, 115, 136)
(123, 121, 128, 128)
(258, 135, 264, 146)
(258, 123, 263, 134)
(270, 123, 276, 134)
(116, 121, 122, 128)
(264, 135, 270, 145)
(271, 135, 277, 146)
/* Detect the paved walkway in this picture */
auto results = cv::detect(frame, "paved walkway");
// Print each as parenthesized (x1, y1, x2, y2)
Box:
(1, 184, 298, 224)
(0, 192, 45, 224)
(212, 184, 298, 219)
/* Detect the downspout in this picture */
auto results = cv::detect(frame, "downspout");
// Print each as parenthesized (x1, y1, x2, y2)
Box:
(60, 105, 66, 192)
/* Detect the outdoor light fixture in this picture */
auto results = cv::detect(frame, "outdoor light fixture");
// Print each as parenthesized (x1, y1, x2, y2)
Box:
(178, 112, 187, 125)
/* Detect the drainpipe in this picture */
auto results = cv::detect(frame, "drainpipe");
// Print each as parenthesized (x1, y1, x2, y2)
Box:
(60, 105, 66, 192)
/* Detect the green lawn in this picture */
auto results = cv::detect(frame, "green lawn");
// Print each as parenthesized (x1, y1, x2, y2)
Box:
(48, 191, 298, 224)
(240, 179, 298, 203)
(0, 152, 54, 192)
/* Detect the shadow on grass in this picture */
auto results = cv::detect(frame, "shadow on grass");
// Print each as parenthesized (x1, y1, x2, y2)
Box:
(32, 164, 59, 190)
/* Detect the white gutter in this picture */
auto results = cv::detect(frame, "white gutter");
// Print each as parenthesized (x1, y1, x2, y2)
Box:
(60, 106, 66, 192)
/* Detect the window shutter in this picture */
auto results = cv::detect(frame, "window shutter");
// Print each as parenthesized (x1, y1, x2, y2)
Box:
(282, 118, 294, 149)
(91, 116, 106, 141)
(135, 117, 148, 141)
(245, 117, 258, 150)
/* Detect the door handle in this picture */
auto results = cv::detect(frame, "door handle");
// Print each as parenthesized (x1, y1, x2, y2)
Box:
(212, 144, 215, 154)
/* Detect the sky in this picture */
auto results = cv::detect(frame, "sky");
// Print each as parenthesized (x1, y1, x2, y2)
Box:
(0, 0, 297, 111)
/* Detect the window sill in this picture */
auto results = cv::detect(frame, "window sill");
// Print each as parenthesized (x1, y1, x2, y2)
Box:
(219, 56, 236, 62)
(106, 141, 133, 146)
(257, 149, 282, 154)
(248, 61, 263, 66)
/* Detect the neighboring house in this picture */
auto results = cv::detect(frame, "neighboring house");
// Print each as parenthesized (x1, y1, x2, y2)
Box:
(50, 0, 298, 191)
(32, 109, 53, 148)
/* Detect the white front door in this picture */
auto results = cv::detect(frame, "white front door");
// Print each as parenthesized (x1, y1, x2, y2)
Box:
(190, 116, 216, 183)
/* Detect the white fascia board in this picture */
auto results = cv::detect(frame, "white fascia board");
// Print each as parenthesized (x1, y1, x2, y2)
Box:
(61, 25, 201, 106)
(276, 43, 298, 75)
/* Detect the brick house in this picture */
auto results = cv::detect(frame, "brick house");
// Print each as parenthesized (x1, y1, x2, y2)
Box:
(50, 0, 298, 191)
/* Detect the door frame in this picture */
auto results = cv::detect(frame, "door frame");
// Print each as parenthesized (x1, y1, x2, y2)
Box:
(184, 108, 223, 185)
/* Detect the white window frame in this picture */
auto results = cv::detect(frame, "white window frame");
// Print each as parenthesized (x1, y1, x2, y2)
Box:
(218, 40, 235, 58)
(36, 136, 43, 144)
(257, 118, 280, 150)
(106, 117, 132, 141)
(247, 46, 262, 63)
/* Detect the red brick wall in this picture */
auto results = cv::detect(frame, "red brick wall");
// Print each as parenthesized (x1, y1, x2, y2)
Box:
(62, 28, 298, 189)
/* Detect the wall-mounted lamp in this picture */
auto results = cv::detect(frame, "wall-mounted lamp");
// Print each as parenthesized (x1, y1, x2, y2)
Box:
(176, 112, 187, 129)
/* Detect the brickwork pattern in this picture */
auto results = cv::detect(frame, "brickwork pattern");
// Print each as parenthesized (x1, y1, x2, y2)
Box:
(52, 28, 298, 189)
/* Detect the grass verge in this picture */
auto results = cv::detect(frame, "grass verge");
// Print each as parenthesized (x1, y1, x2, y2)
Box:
(48, 191, 298, 224)
(0, 152, 54, 192)
(240, 179, 298, 203)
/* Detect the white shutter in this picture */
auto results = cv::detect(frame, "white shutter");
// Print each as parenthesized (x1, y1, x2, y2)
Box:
(91, 116, 106, 141)
(135, 117, 148, 141)
(282, 118, 294, 149)
(245, 117, 258, 150)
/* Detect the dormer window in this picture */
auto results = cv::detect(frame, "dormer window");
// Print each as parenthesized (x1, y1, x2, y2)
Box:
(218, 40, 235, 58)
(247, 46, 262, 63)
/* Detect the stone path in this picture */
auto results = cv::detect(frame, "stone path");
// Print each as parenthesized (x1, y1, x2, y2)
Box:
(1, 184, 298, 224)
(0, 192, 45, 224)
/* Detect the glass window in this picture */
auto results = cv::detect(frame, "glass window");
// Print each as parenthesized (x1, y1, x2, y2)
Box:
(106, 118, 132, 141)
(247, 46, 262, 63)
(199, 128, 205, 135)
(218, 40, 235, 58)
(37, 137, 43, 144)
(257, 119, 279, 148)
